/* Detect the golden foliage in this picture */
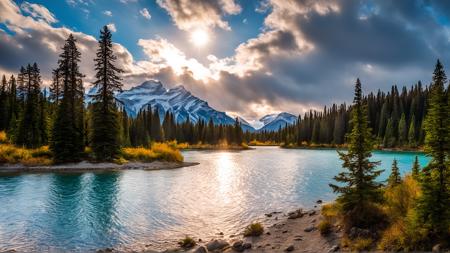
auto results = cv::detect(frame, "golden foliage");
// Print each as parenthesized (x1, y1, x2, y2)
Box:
(243, 222, 264, 237)
(0, 131, 8, 143)
(121, 143, 183, 163)
(0, 144, 53, 166)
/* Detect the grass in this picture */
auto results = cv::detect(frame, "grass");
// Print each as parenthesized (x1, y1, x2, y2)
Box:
(243, 222, 264, 237)
(0, 144, 53, 166)
(318, 220, 332, 235)
(121, 142, 183, 163)
(248, 140, 280, 146)
(172, 140, 250, 150)
(178, 236, 196, 248)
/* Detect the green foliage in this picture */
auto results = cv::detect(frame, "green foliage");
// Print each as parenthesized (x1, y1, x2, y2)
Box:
(330, 79, 384, 228)
(415, 59, 450, 237)
(50, 34, 85, 163)
(411, 156, 420, 180)
(387, 159, 401, 187)
(243, 222, 264, 237)
(90, 26, 124, 160)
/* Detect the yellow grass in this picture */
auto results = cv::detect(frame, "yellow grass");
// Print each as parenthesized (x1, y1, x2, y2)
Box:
(121, 142, 183, 163)
(243, 222, 264, 237)
(0, 131, 8, 143)
(174, 140, 249, 150)
(0, 144, 53, 166)
(248, 140, 279, 146)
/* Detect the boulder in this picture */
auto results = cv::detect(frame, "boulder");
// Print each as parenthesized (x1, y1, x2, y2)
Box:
(304, 226, 315, 232)
(243, 243, 252, 250)
(316, 199, 323, 204)
(232, 240, 244, 252)
(193, 246, 208, 253)
(308, 210, 316, 216)
(206, 239, 229, 251)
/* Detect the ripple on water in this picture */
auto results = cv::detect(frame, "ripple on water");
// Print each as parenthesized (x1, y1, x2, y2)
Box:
(0, 147, 429, 251)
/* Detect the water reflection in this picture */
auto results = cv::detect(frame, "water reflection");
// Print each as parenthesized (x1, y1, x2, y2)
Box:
(0, 147, 430, 251)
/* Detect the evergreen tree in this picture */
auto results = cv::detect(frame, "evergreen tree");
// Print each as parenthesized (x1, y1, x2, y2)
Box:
(398, 113, 407, 146)
(51, 34, 85, 163)
(408, 114, 416, 147)
(90, 26, 124, 160)
(329, 79, 384, 228)
(387, 159, 401, 187)
(411, 156, 420, 180)
(383, 118, 396, 148)
(416, 60, 450, 236)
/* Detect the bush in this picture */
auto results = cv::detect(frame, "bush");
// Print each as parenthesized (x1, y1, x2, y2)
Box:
(318, 220, 332, 235)
(31, 146, 52, 158)
(178, 236, 196, 248)
(0, 131, 8, 143)
(384, 175, 420, 220)
(0, 144, 53, 166)
(351, 237, 373, 251)
(121, 143, 183, 163)
(244, 222, 264, 237)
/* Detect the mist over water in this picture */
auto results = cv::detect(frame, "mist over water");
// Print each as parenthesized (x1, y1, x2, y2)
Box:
(0, 147, 429, 252)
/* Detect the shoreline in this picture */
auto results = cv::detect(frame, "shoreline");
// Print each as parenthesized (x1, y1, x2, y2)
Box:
(0, 161, 199, 174)
(95, 205, 342, 253)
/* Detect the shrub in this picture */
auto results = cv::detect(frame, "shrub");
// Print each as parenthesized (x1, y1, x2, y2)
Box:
(0, 144, 53, 166)
(21, 157, 52, 166)
(0, 131, 8, 143)
(178, 236, 196, 248)
(384, 175, 420, 220)
(351, 237, 373, 251)
(31, 146, 52, 158)
(151, 142, 183, 162)
(121, 143, 183, 163)
(318, 220, 332, 235)
(244, 222, 264, 237)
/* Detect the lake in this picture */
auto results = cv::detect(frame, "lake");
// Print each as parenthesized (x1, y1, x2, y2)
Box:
(0, 147, 429, 252)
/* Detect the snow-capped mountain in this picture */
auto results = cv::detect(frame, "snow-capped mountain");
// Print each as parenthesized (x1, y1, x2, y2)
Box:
(86, 80, 256, 132)
(257, 112, 298, 132)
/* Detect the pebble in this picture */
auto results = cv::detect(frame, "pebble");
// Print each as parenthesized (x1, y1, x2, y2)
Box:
(304, 226, 315, 232)
(328, 245, 339, 252)
(285, 245, 295, 252)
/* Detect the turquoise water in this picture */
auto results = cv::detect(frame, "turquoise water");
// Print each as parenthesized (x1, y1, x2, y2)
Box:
(0, 147, 429, 252)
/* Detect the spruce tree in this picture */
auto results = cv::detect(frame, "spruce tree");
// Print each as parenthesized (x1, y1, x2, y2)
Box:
(388, 159, 401, 187)
(416, 60, 450, 236)
(90, 26, 124, 160)
(51, 34, 85, 163)
(329, 78, 383, 228)
(411, 156, 420, 180)
(408, 114, 416, 147)
(398, 113, 407, 146)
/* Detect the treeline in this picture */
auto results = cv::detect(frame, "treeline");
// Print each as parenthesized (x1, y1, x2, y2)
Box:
(327, 61, 450, 250)
(249, 82, 431, 148)
(0, 25, 246, 163)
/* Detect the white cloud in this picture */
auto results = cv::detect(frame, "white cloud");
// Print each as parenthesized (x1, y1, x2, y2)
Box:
(156, 0, 241, 31)
(103, 10, 112, 16)
(21, 1, 58, 24)
(139, 8, 151, 20)
(107, 23, 117, 32)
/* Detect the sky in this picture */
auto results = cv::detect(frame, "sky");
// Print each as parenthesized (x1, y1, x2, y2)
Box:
(1, 0, 450, 126)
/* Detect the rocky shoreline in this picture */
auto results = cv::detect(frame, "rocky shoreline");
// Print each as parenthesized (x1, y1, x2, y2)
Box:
(97, 205, 342, 253)
(0, 161, 199, 173)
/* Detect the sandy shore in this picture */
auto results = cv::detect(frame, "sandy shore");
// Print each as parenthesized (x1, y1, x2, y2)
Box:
(0, 161, 199, 173)
(96, 207, 342, 253)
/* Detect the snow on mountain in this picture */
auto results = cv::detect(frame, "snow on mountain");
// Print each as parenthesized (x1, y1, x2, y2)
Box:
(257, 112, 298, 132)
(86, 80, 256, 132)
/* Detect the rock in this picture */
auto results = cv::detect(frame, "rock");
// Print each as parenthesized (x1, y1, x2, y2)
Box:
(316, 199, 323, 204)
(328, 245, 339, 252)
(232, 240, 244, 252)
(304, 226, 315, 232)
(96, 248, 114, 253)
(311, 218, 316, 223)
(206, 239, 229, 251)
(193, 246, 208, 253)
(308, 210, 316, 216)
(266, 232, 271, 235)
(198, 238, 202, 242)
(432, 244, 441, 252)
(282, 230, 288, 233)
(243, 243, 252, 250)
(218, 232, 224, 235)
(265, 213, 273, 217)
(288, 209, 304, 219)
(285, 245, 294, 252)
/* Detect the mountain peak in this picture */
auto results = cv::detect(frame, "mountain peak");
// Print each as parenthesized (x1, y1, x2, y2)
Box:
(138, 80, 164, 89)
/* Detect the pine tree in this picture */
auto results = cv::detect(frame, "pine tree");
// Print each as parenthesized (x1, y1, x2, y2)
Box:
(51, 34, 85, 163)
(383, 118, 396, 148)
(398, 113, 407, 146)
(90, 26, 124, 160)
(416, 60, 450, 236)
(408, 114, 416, 147)
(0, 75, 8, 131)
(411, 156, 420, 180)
(388, 159, 401, 187)
(329, 78, 384, 228)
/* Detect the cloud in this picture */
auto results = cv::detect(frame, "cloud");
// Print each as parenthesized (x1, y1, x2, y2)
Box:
(21, 1, 58, 24)
(139, 8, 151, 20)
(107, 23, 117, 32)
(103, 10, 112, 16)
(156, 0, 241, 31)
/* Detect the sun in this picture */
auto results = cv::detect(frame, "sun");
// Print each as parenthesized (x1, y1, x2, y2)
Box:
(190, 29, 210, 47)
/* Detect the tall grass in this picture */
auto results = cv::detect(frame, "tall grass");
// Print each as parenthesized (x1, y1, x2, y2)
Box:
(121, 142, 183, 163)
(0, 144, 53, 166)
